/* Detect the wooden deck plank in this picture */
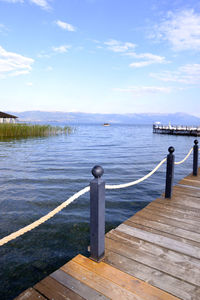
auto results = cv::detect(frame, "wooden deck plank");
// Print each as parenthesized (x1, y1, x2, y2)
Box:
(50, 269, 109, 300)
(34, 276, 85, 300)
(61, 259, 144, 300)
(73, 254, 178, 300)
(180, 173, 200, 182)
(178, 178, 200, 188)
(123, 220, 200, 249)
(177, 184, 200, 192)
(147, 201, 200, 218)
(116, 223, 200, 259)
(183, 172, 200, 181)
(104, 250, 199, 300)
(155, 195, 200, 210)
(172, 190, 200, 202)
(15, 288, 46, 300)
(154, 198, 200, 212)
(140, 205, 200, 227)
(173, 185, 200, 198)
(135, 209, 200, 234)
(176, 175, 199, 184)
(126, 214, 200, 242)
(106, 230, 200, 285)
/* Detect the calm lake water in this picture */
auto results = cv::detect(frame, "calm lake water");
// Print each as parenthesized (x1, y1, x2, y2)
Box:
(0, 124, 196, 299)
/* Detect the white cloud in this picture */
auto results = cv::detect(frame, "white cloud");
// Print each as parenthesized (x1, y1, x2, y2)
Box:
(0, 0, 24, 2)
(104, 39, 136, 52)
(127, 52, 165, 62)
(92, 39, 101, 44)
(114, 86, 172, 95)
(52, 45, 71, 53)
(127, 52, 167, 68)
(104, 39, 167, 67)
(0, 0, 51, 10)
(26, 82, 33, 86)
(55, 20, 76, 32)
(0, 24, 7, 34)
(30, 0, 50, 10)
(46, 66, 53, 71)
(10, 70, 30, 76)
(0, 45, 34, 78)
(151, 64, 200, 84)
(130, 61, 152, 68)
(37, 51, 51, 58)
(154, 9, 200, 51)
(38, 45, 71, 58)
(180, 64, 200, 75)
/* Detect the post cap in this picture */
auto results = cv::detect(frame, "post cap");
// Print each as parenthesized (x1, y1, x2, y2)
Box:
(91, 165, 104, 178)
(194, 139, 198, 145)
(168, 146, 175, 154)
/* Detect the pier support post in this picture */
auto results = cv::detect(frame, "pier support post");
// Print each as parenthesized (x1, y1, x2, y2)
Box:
(193, 140, 199, 176)
(90, 165, 105, 262)
(165, 146, 175, 198)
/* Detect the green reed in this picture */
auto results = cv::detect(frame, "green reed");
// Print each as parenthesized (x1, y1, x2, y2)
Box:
(0, 123, 72, 138)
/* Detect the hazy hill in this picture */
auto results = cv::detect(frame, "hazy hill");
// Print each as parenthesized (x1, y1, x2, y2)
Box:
(7, 111, 200, 125)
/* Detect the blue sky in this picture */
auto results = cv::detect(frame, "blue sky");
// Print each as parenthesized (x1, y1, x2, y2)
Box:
(0, 0, 200, 116)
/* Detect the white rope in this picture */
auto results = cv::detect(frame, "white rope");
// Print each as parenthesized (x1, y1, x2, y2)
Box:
(105, 158, 167, 190)
(1, 145, 196, 247)
(174, 147, 193, 165)
(0, 158, 167, 246)
(0, 186, 90, 247)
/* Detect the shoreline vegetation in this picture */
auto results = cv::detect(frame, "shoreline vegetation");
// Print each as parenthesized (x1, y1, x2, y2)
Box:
(0, 123, 72, 138)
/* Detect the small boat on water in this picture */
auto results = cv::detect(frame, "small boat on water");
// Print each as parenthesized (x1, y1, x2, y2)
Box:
(103, 123, 110, 126)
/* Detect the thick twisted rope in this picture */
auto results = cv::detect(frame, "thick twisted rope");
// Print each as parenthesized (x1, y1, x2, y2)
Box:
(1, 147, 196, 247)
(0, 186, 90, 247)
(174, 147, 193, 165)
(0, 158, 167, 246)
(105, 158, 167, 189)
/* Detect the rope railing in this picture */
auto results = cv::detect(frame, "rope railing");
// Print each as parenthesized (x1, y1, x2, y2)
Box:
(0, 158, 166, 247)
(0, 139, 199, 254)
(0, 186, 90, 247)
(174, 147, 193, 165)
(105, 158, 167, 189)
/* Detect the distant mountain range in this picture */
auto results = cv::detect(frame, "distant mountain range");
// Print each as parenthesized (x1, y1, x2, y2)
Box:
(7, 111, 200, 125)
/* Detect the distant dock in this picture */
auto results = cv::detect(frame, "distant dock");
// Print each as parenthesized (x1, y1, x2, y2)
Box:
(153, 124, 200, 136)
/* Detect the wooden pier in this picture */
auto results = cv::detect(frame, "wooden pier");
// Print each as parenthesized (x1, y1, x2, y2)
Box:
(16, 169, 200, 300)
(153, 124, 200, 136)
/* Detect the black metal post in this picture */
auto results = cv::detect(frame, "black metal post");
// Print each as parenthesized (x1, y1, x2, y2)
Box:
(165, 146, 175, 198)
(193, 140, 198, 176)
(90, 165, 105, 262)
